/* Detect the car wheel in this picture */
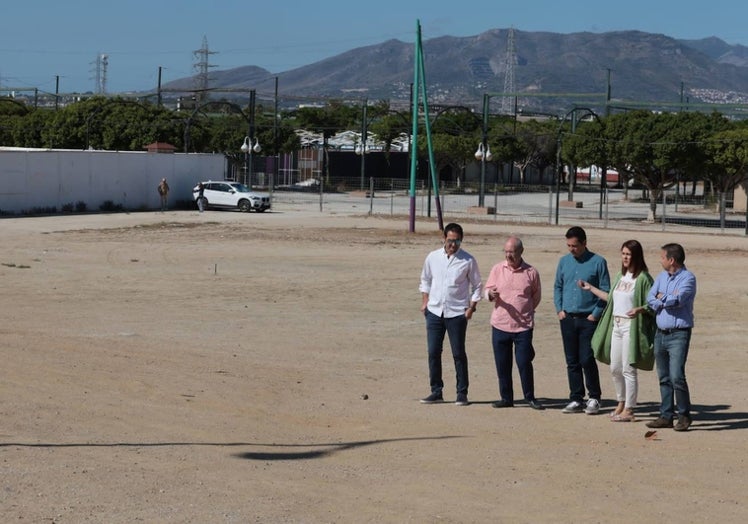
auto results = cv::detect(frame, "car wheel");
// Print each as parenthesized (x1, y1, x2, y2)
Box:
(238, 199, 251, 212)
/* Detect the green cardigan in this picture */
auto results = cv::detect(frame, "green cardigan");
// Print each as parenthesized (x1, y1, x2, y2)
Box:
(591, 271, 656, 371)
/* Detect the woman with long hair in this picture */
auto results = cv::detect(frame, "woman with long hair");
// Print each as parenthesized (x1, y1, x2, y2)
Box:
(578, 240, 655, 421)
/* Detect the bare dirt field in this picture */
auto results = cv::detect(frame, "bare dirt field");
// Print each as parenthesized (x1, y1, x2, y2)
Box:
(2, 209, 747, 523)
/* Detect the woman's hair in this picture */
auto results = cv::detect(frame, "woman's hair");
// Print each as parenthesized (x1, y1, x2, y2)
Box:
(621, 239, 647, 277)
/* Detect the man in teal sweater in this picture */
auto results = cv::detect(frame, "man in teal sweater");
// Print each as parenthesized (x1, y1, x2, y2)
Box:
(553, 226, 610, 414)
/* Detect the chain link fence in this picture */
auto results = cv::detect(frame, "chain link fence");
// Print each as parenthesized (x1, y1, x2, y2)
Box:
(255, 175, 748, 236)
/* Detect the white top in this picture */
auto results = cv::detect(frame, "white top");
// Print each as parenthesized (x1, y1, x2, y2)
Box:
(612, 272, 636, 317)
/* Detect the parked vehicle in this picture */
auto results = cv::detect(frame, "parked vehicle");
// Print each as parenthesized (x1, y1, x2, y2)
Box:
(192, 181, 271, 212)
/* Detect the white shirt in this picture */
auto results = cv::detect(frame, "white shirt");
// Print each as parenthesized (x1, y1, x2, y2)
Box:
(420, 246, 482, 318)
(612, 272, 636, 317)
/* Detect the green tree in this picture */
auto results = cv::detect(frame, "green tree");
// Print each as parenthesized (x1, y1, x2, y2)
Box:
(705, 126, 748, 225)
(368, 101, 411, 155)
(513, 119, 558, 185)
(424, 107, 482, 187)
(604, 110, 681, 220)
(0, 98, 32, 145)
(11, 109, 53, 148)
(666, 111, 730, 200)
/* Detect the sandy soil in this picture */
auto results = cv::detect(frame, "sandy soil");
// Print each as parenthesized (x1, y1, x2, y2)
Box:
(1, 209, 747, 523)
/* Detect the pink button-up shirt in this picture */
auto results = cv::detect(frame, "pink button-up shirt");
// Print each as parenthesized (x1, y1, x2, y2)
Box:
(484, 259, 541, 333)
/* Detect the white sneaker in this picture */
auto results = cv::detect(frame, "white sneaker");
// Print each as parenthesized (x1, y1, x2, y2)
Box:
(562, 400, 584, 413)
(585, 398, 600, 415)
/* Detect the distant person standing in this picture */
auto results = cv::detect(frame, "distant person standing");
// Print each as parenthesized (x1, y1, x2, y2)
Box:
(197, 182, 206, 212)
(553, 226, 610, 414)
(484, 236, 544, 410)
(645, 243, 697, 432)
(157, 178, 170, 211)
(419, 223, 482, 406)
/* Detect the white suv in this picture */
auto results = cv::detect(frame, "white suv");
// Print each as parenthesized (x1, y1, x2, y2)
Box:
(193, 181, 271, 212)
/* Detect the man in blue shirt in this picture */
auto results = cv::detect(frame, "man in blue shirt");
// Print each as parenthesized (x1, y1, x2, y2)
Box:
(553, 226, 610, 414)
(645, 243, 697, 431)
(419, 223, 482, 406)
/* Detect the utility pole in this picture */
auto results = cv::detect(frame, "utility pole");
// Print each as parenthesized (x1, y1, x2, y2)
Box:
(157, 66, 163, 107)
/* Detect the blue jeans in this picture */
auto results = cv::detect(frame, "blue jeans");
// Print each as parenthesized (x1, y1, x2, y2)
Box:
(654, 328, 692, 419)
(425, 310, 469, 395)
(559, 317, 601, 402)
(492, 328, 535, 402)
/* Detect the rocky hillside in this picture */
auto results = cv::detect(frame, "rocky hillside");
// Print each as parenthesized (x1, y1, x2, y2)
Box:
(162, 29, 748, 113)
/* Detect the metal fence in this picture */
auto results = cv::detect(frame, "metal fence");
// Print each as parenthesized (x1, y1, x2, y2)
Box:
(259, 176, 748, 236)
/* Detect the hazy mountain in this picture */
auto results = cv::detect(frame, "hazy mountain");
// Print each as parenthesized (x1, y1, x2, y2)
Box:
(678, 36, 748, 67)
(163, 29, 748, 113)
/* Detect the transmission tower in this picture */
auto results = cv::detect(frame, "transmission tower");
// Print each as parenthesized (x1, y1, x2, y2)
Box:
(92, 53, 109, 94)
(501, 28, 516, 115)
(193, 35, 218, 103)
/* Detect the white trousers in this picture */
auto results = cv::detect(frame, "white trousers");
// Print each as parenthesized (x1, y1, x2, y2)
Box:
(610, 317, 638, 408)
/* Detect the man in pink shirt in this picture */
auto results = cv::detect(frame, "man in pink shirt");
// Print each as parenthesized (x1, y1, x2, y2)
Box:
(485, 236, 544, 410)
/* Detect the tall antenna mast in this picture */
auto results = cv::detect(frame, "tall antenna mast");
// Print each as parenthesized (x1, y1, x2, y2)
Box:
(193, 35, 217, 103)
(92, 53, 109, 94)
(501, 28, 516, 115)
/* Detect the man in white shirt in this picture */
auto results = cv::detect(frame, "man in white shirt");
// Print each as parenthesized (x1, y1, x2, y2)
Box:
(419, 223, 482, 406)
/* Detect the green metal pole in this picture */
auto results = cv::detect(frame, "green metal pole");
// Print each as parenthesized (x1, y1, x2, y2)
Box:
(408, 21, 421, 233)
(418, 35, 442, 231)
(479, 93, 489, 207)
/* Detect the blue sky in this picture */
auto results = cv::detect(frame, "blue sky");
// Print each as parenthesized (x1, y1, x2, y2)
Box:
(1, 0, 747, 94)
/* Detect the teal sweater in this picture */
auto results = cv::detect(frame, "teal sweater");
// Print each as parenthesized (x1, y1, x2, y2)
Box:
(591, 271, 656, 371)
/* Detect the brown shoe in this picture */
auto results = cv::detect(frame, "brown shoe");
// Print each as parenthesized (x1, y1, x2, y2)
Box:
(646, 417, 673, 429)
(673, 415, 692, 432)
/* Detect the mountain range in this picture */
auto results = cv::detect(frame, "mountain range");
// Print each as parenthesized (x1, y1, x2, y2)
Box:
(162, 28, 748, 114)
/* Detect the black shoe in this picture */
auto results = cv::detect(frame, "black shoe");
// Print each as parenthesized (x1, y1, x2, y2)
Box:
(455, 393, 470, 406)
(420, 392, 443, 404)
(527, 399, 545, 410)
(491, 399, 514, 408)
(673, 415, 692, 432)
(646, 417, 674, 428)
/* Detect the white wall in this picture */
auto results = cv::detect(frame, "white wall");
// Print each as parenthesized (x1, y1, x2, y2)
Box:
(0, 148, 226, 213)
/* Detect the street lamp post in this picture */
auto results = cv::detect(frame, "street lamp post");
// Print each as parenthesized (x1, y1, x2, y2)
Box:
(473, 93, 494, 207)
(241, 89, 261, 188)
(355, 139, 369, 190)
(474, 141, 492, 207)
(241, 136, 261, 187)
(357, 100, 369, 190)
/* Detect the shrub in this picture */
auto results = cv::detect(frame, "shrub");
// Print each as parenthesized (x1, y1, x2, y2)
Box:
(24, 206, 57, 215)
(99, 200, 124, 212)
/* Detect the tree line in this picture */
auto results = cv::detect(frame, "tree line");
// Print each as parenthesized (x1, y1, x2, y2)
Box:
(2, 96, 747, 221)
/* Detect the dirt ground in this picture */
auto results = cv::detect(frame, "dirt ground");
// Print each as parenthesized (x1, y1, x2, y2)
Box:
(1, 209, 747, 523)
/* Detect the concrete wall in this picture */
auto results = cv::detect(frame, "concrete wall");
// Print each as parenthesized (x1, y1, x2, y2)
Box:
(0, 148, 226, 214)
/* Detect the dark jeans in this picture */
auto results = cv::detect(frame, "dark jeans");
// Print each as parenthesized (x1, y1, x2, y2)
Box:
(559, 316, 601, 402)
(654, 328, 692, 419)
(491, 327, 535, 403)
(425, 310, 469, 395)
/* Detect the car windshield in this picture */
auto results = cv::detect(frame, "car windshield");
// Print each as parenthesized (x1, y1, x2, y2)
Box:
(228, 183, 250, 193)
